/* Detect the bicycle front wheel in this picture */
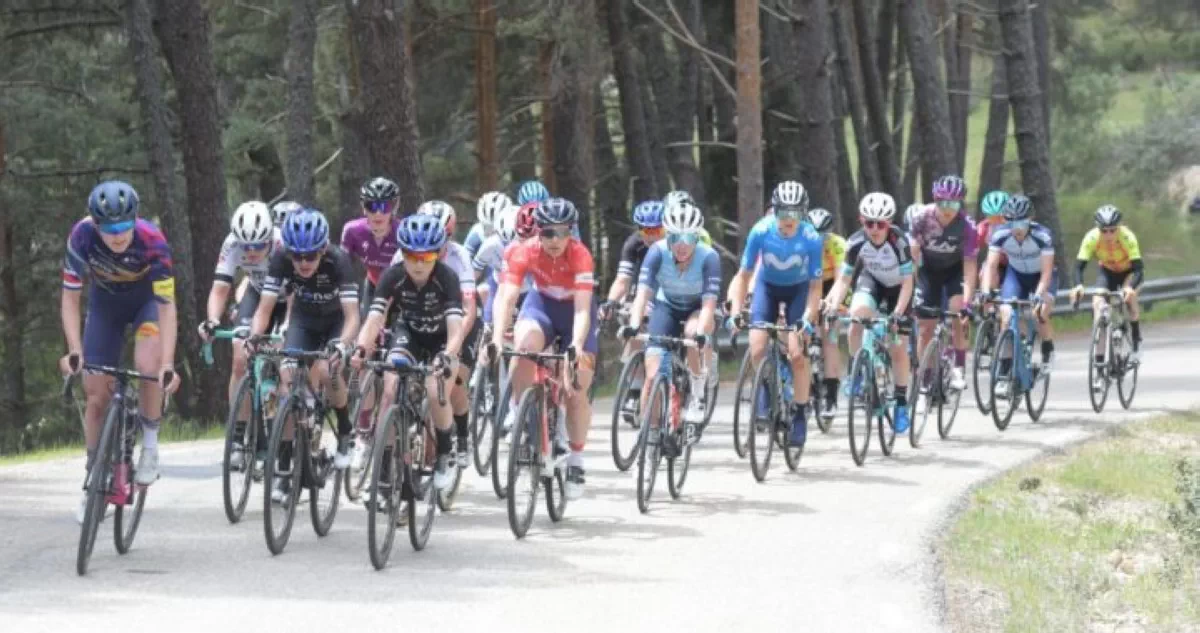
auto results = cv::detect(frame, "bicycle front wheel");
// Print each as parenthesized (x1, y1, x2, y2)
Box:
(1088, 320, 1110, 413)
(309, 408, 343, 537)
(470, 361, 498, 476)
(748, 358, 777, 482)
(1117, 334, 1139, 410)
(407, 407, 437, 551)
(610, 350, 645, 472)
(971, 318, 995, 415)
(490, 380, 514, 500)
(731, 347, 754, 458)
(506, 387, 543, 538)
(223, 374, 259, 523)
(345, 372, 381, 503)
(637, 375, 668, 513)
(989, 330, 1018, 431)
(911, 336, 940, 448)
(77, 405, 118, 576)
(846, 350, 873, 467)
(263, 396, 303, 556)
(114, 423, 147, 555)
(366, 405, 404, 570)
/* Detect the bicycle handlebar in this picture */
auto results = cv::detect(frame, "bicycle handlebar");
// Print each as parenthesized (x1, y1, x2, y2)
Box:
(363, 357, 448, 406)
(501, 348, 582, 391)
(203, 329, 283, 365)
(61, 365, 162, 405)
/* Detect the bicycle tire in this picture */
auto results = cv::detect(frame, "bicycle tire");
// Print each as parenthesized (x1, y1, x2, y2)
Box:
(345, 372, 381, 503)
(1117, 333, 1138, 410)
(545, 462, 567, 522)
(636, 375, 667, 513)
(114, 417, 147, 555)
(263, 395, 303, 556)
(971, 318, 995, 415)
(876, 365, 896, 457)
(366, 405, 404, 570)
(490, 380, 514, 500)
(506, 386, 543, 539)
(731, 347, 754, 459)
(701, 352, 721, 429)
(223, 374, 258, 523)
(846, 349, 873, 466)
(989, 330, 1018, 431)
(436, 433, 464, 512)
(610, 350, 645, 472)
(408, 406, 437, 551)
(938, 364, 963, 439)
(470, 361, 499, 476)
(1087, 320, 1110, 413)
(309, 408, 342, 537)
(911, 336, 940, 448)
(77, 404, 118, 576)
(748, 358, 777, 482)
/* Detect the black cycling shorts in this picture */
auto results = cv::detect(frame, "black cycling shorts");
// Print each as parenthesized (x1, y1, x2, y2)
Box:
(235, 285, 288, 331)
(914, 263, 964, 315)
(1097, 267, 1131, 292)
(390, 320, 446, 365)
(852, 274, 912, 335)
(284, 310, 344, 352)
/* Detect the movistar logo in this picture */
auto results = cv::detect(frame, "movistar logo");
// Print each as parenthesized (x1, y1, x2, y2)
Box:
(763, 252, 808, 270)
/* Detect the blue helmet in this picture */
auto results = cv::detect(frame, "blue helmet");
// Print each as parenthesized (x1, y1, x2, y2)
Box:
(396, 213, 447, 253)
(281, 208, 330, 254)
(632, 201, 664, 228)
(517, 180, 550, 206)
(88, 180, 139, 225)
(1002, 194, 1033, 221)
(533, 197, 578, 227)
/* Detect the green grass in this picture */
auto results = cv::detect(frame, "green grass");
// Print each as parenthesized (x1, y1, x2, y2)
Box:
(943, 411, 1200, 632)
(0, 418, 223, 467)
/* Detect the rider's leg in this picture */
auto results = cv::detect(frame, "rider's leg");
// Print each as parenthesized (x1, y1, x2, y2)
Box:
(132, 306, 165, 483)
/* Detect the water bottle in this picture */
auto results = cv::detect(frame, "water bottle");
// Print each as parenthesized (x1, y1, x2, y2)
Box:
(778, 356, 794, 403)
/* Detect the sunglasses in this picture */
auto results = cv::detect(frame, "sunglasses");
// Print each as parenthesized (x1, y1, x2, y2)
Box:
(776, 205, 805, 219)
(640, 226, 665, 239)
(97, 220, 135, 235)
(1100, 227, 1119, 234)
(290, 251, 321, 263)
(364, 200, 395, 214)
(241, 242, 270, 252)
(861, 219, 889, 230)
(668, 232, 700, 246)
(936, 200, 963, 211)
(403, 250, 439, 264)
(539, 226, 572, 240)
(1008, 220, 1031, 230)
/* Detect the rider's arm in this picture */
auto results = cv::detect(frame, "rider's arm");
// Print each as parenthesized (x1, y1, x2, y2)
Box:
(253, 252, 286, 336)
(629, 286, 653, 330)
(1036, 252, 1055, 298)
(234, 276, 249, 303)
(630, 245, 662, 328)
(442, 269, 467, 358)
(805, 278, 822, 323)
(206, 281, 232, 324)
(1129, 258, 1144, 289)
(727, 268, 752, 317)
(698, 249, 722, 332)
(894, 235, 916, 315)
(963, 256, 978, 304)
(606, 275, 630, 303)
(336, 256, 361, 344)
(491, 246, 526, 349)
(729, 228, 763, 316)
(61, 288, 83, 356)
(355, 310, 387, 354)
(1075, 258, 1089, 288)
(570, 247, 596, 352)
(157, 301, 179, 369)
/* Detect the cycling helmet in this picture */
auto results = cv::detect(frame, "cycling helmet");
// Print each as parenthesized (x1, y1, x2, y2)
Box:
(231, 201, 273, 244)
(808, 207, 834, 233)
(1002, 194, 1033, 221)
(1094, 204, 1121, 227)
(632, 200, 665, 228)
(980, 191, 1010, 217)
(515, 204, 538, 239)
(87, 180, 139, 225)
(271, 200, 302, 226)
(859, 192, 897, 221)
(932, 174, 967, 201)
(495, 206, 518, 244)
(903, 203, 922, 228)
(360, 177, 399, 202)
(476, 191, 511, 228)
(417, 200, 456, 233)
(771, 180, 810, 210)
(281, 208, 330, 254)
(663, 200, 704, 234)
(533, 197, 578, 226)
(517, 180, 550, 205)
(395, 213, 447, 253)
(663, 190, 694, 208)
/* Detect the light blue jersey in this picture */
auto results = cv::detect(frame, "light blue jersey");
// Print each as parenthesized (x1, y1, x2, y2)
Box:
(464, 223, 489, 259)
(639, 241, 721, 311)
(740, 216, 823, 286)
(989, 222, 1054, 275)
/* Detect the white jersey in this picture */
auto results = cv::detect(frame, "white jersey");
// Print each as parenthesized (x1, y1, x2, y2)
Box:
(473, 235, 534, 291)
(988, 222, 1054, 275)
(213, 228, 284, 291)
(390, 240, 475, 294)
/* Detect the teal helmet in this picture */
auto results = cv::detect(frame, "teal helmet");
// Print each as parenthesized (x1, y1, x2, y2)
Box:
(980, 190, 1010, 217)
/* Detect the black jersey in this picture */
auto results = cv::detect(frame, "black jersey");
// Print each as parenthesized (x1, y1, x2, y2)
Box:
(617, 234, 651, 280)
(262, 246, 358, 317)
(371, 261, 463, 335)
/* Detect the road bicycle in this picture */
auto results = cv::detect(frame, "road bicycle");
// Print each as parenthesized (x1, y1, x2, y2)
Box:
(1079, 288, 1139, 412)
(986, 298, 1051, 430)
(632, 334, 706, 513)
(970, 301, 1000, 415)
(843, 316, 905, 467)
(745, 322, 809, 481)
(911, 307, 965, 444)
(608, 302, 644, 472)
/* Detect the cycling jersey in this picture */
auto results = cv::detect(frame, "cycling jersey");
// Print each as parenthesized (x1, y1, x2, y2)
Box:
(502, 239, 594, 301)
(464, 223, 489, 259)
(976, 217, 1008, 265)
(262, 246, 358, 317)
(638, 241, 721, 311)
(821, 233, 847, 282)
(988, 222, 1053, 275)
(63, 217, 175, 302)
(1076, 226, 1141, 273)
(213, 229, 284, 291)
(907, 204, 978, 270)
(390, 241, 475, 296)
(340, 218, 400, 285)
(475, 235, 534, 292)
(371, 261, 463, 335)
(617, 233, 652, 279)
(740, 216, 824, 286)
(842, 226, 914, 288)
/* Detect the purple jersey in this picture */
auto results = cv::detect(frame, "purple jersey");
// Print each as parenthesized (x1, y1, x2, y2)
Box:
(340, 217, 400, 285)
(62, 217, 175, 303)
(908, 203, 978, 270)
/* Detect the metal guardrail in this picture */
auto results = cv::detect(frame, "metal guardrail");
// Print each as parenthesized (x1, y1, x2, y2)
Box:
(1051, 274, 1200, 314)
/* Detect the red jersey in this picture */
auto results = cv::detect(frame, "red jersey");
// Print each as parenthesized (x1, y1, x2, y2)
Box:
(502, 238, 594, 301)
(977, 217, 1008, 264)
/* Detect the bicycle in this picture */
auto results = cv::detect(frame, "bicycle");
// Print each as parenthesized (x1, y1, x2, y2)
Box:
(808, 314, 834, 434)
(468, 322, 499, 477)
(970, 300, 1000, 415)
(842, 316, 905, 467)
(260, 348, 346, 555)
(727, 299, 754, 459)
(911, 307, 965, 444)
(363, 356, 448, 569)
(608, 303, 645, 472)
(502, 345, 577, 539)
(1079, 289, 1139, 412)
(68, 365, 163, 576)
(986, 298, 1051, 430)
(204, 330, 284, 524)
(633, 334, 706, 513)
(745, 322, 808, 481)
(343, 330, 394, 504)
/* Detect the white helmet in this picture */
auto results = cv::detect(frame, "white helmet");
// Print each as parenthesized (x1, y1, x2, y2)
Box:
(232, 201, 274, 244)
(417, 200, 456, 232)
(771, 180, 810, 209)
(663, 189, 694, 208)
(271, 200, 302, 227)
(495, 205, 518, 243)
(476, 191, 511, 228)
(663, 200, 705, 235)
(858, 192, 897, 221)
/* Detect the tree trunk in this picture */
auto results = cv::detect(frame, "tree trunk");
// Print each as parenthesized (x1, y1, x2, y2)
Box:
(603, 0, 659, 201)
(155, 0, 229, 420)
(550, 2, 599, 246)
(704, 0, 738, 223)
(901, 99, 920, 205)
(734, 0, 764, 237)
(999, 0, 1067, 277)
(345, 0, 425, 212)
(891, 17, 908, 160)
(338, 109, 371, 222)
(789, 0, 840, 222)
(831, 2, 880, 193)
(852, 0, 901, 197)
(509, 108, 537, 183)
(897, 0, 957, 180)
(284, 0, 317, 204)
(829, 63, 859, 233)
(474, 0, 498, 192)
(0, 117, 27, 449)
(538, 40, 558, 192)
(763, 10, 801, 183)
(593, 91, 626, 223)
(667, 0, 705, 205)
(639, 21, 702, 200)
(952, 9, 973, 173)
(875, 0, 896, 99)
(1032, 0, 1050, 143)
(247, 144, 286, 201)
(940, 0, 965, 171)
(978, 51, 1009, 199)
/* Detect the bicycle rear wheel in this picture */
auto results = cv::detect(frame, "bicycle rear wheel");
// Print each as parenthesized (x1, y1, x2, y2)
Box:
(408, 409, 437, 551)
(846, 350, 873, 466)
(366, 405, 404, 570)
(506, 387, 543, 538)
(748, 358, 777, 482)
(731, 347, 754, 458)
(223, 374, 258, 523)
(1088, 321, 1110, 413)
(989, 330, 1018, 431)
(263, 396, 303, 556)
(1117, 335, 1138, 410)
(345, 372, 381, 503)
(470, 360, 498, 476)
(437, 432, 464, 512)
(610, 350, 644, 472)
(971, 318, 995, 415)
(77, 406, 118, 576)
(636, 376, 668, 513)
(545, 458, 567, 522)
(939, 366, 963, 439)
(114, 423, 147, 555)
(309, 408, 342, 537)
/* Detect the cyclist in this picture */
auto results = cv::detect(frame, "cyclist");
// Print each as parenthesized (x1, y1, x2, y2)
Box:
(198, 201, 287, 466)
(601, 200, 665, 312)
(1070, 204, 1144, 363)
(483, 197, 597, 499)
(472, 205, 523, 322)
(908, 175, 978, 391)
(823, 192, 915, 434)
(341, 177, 401, 319)
(465, 191, 511, 259)
(351, 214, 464, 490)
(807, 207, 847, 419)
(620, 200, 720, 444)
(979, 194, 1057, 392)
(726, 180, 825, 448)
(745, 181, 808, 293)
(272, 200, 302, 227)
(251, 208, 360, 503)
(664, 190, 715, 246)
(60, 181, 181, 522)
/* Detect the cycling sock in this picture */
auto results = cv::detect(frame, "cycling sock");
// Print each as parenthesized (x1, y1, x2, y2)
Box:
(436, 429, 452, 456)
(954, 349, 967, 367)
(140, 416, 161, 450)
(454, 413, 469, 441)
(568, 450, 584, 468)
(1041, 340, 1054, 363)
(1131, 320, 1142, 344)
(334, 405, 351, 438)
(824, 378, 839, 401)
(894, 390, 907, 407)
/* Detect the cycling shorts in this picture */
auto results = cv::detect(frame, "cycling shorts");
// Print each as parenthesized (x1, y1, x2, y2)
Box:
(1097, 267, 1131, 292)
(646, 300, 701, 358)
(235, 284, 288, 331)
(914, 263, 964, 316)
(390, 320, 446, 365)
(851, 274, 909, 317)
(749, 276, 809, 326)
(284, 310, 344, 352)
(517, 291, 598, 354)
(83, 288, 160, 367)
(1001, 268, 1058, 301)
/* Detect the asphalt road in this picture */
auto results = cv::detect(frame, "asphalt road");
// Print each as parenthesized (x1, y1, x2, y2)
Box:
(2, 322, 1198, 633)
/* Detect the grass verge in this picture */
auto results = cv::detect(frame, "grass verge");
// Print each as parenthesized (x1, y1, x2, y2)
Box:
(941, 410, 1200, 633)
(0, 417, 223, 467)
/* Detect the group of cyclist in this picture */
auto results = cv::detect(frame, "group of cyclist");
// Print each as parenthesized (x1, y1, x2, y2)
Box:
(59, 167, 1148, 524)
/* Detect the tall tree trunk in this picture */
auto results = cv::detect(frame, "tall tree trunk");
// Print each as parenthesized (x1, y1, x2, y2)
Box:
(704, 1, 738, 223)
(831, 2, 880, 193)
(789, 0, 840, 221)
(474, 0, 498, 192)
(897, 0, 957, 182)
(1032, 0, 1050, 143)
(155, 0, 229, 420)
(345, 0, 425, 212)
(891, 17, 908, 160)
(338, 109, 371, 222)
(509, 108, 537, 183)
(875, 0, 896, 99)
(284, 0, 317, 204)
(0, 117, 27, 449)
(852, 0, 901, 197)
(247, 144, 286, 201)
(550, 2, 599, 246)
(999, 0, 1067, 277)
(603, 0, 659, 201)
(639, 21, 702, 200)
(829, 63, 859, 232)
(978, 51, 1009, 200)
(734, 0, 764, 237)
(952, 9, 974, 173)
(940, 0, 965, 171)
(538, 40, 558, 192)
(763, 10, 801, 182)
(667, 0, 705, 205)
(901, 100, 920, 205)
(593, 92, 626, 222)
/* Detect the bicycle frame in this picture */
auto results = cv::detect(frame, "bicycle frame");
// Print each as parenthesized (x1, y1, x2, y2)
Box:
(503, 349, 576, 464)
(992, 299, 1039, 392)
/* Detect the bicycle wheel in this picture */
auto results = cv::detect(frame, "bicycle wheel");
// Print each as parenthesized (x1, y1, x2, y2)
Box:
(731, 347, 754, 459)
(971, 318, 995, 415)
(910, 337, 939, 448)
(667, 424, 692, 498)
(846, 350, 873, 466)
(748, 358, 777, 482)
(1116, 332, 1138, 410)
(1087, 320, 1110, 413)
(1023, 328, 1050, 422)
(701, 338, 721, 429)
(77, 406, 118, 576)
(636, 375, 668, 513)
(938, 360, 963, 439)
(263, 396, 303, 556)
(989, 330, 1018, 431)
(345, 372, 381, 503)
(366, 405, 404, 570)
(437, 432, 464, 512)
(407, 410, 437, 551)
(506, 386, 543, 539)
(814, 365, 833, 434)
(876, 367, 896, 457)
(610, 350, 645, 472)
(223, 374, 258, 523)
(470, 360, 499, 476)
(490, 380, 514, 499)
(545, 458, 567, 522)
(309, 408, 342, 537)
(114, 423, 147, 555)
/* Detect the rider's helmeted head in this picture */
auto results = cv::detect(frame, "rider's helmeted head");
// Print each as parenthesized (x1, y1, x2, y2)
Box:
(533, 197, 578, 258)
(632, 200, 665, 246)
(476, 191, 512, 237)
(395, 213, 447, 283)
(88, 180, 140, 253)
(516, 180, 550, 206)
(231, 200, 274, 264)
(360, 177, 399, 233)
(1002, 194, 1033, 239)
(663, 199, 704, 262)
(980, 190, 1009, 225)
(931, 175, 967, 218)
(281, 208, 330, 279)
(858, 192, 896, 244)
(416, 200, 456, 253)
(771, 180, 809, 237)
(1094, 204, 1122, 241)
